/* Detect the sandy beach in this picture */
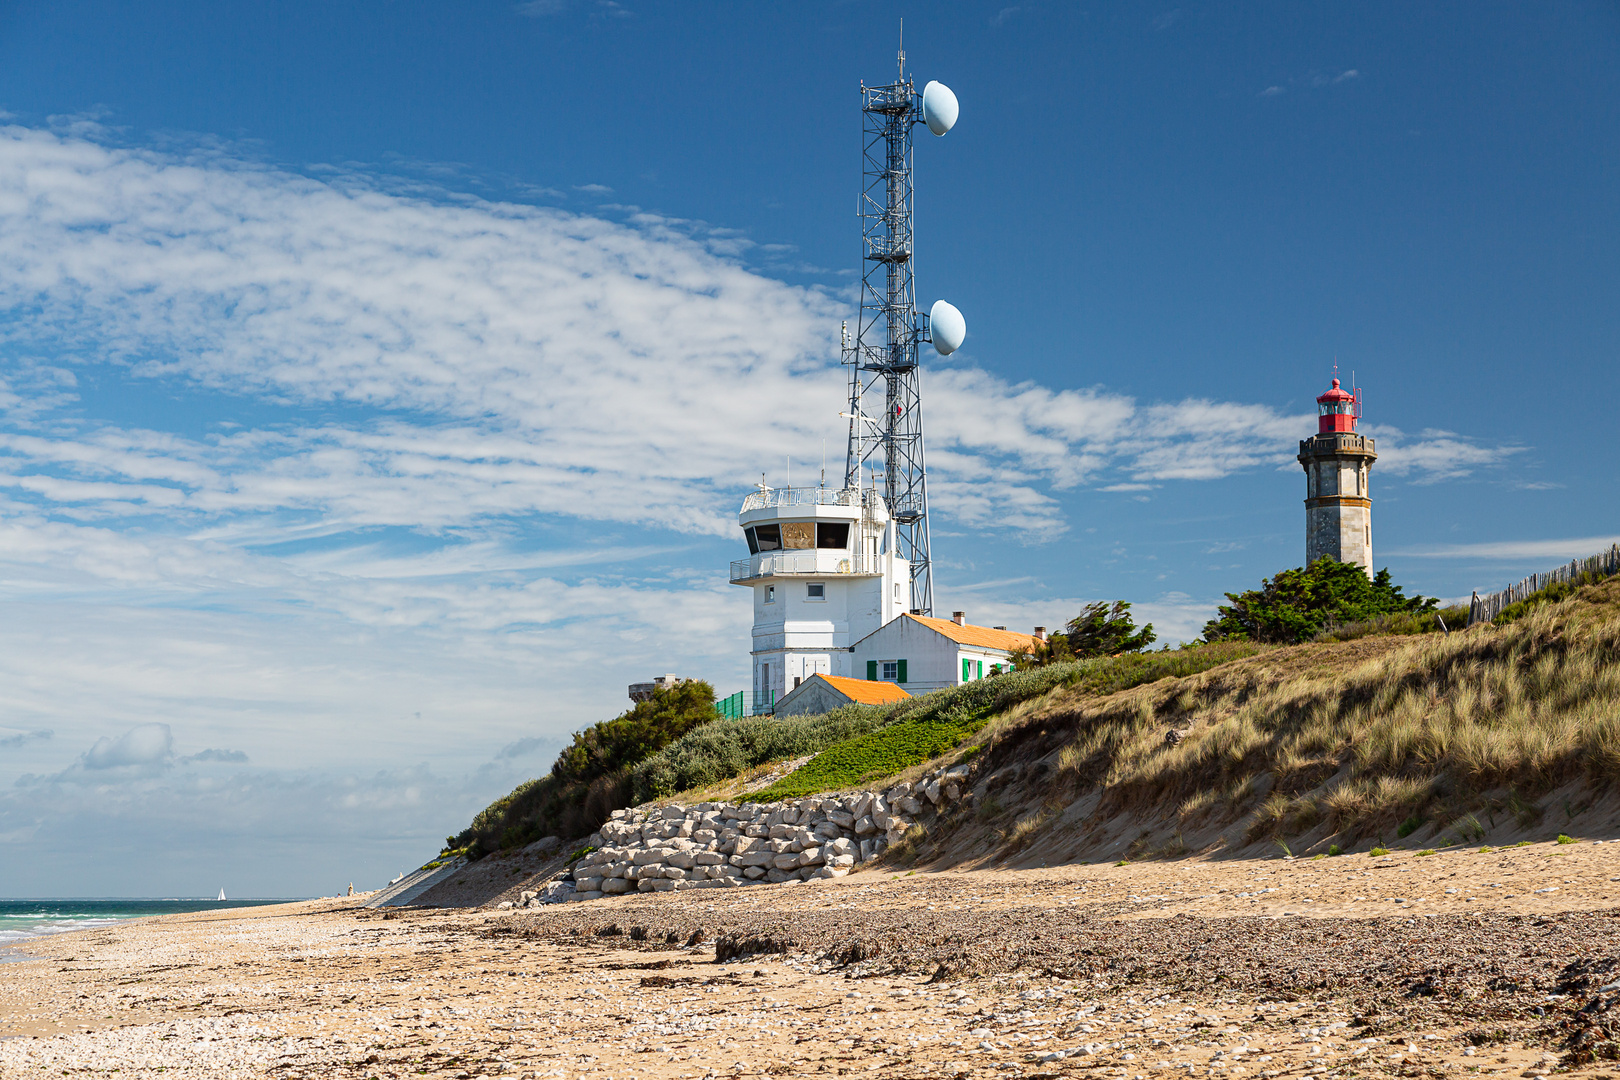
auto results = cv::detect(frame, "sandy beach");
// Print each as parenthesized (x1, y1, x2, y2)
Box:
(4, 838, 1618, 1079)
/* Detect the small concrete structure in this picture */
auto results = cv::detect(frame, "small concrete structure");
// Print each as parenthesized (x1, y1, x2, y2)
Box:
(773, 672, 912, 718)
(1298, 376, 1376, 576)
(850, 612, 1036, 693)
(628, 674, 688, 703)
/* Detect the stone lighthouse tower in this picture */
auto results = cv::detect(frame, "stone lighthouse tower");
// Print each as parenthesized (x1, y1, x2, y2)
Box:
(1298, 375, 1376, 576)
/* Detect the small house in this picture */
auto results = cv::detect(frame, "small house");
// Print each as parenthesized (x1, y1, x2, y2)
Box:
(850, 613, 1036, 693)
(772, 673, 913, 717)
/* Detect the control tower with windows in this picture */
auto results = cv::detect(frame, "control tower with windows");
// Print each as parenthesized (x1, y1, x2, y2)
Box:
(1298, 375, 1376, 576)
(730, 485, 910, 711)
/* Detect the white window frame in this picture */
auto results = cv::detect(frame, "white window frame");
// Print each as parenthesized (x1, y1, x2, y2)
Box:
(806, 582, 826, 601)
(764, 585, 775, 604)
(882, 660, 899, 681)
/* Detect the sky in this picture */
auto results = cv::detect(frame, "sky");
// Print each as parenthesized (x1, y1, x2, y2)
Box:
(0, 1, 1616, 897)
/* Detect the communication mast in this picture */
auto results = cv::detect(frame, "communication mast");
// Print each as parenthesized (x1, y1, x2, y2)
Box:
(842, 37, 963, 617)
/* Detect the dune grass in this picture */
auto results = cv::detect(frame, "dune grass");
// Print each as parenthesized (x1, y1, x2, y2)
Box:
(741, 641, 1263, 803)
(1028, 577, 1620, 846)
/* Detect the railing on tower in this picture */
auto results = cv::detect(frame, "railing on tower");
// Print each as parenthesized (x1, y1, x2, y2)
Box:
(739, 486, 878, 513)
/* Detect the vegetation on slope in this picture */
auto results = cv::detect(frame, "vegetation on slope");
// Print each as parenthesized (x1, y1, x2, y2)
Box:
(1204, 557, 1437, 643)
(743, 641, 1263, 802)
(1011, 601, 1157, 669)
(447, 681, 717, 859)
(954, 577, 1620, 861)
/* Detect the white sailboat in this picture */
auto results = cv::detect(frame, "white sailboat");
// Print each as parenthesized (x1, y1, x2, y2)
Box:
(217, 888, 226, 902)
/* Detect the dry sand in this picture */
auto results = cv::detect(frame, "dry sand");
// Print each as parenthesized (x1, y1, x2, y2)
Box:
(4, 837, 1619, 1080)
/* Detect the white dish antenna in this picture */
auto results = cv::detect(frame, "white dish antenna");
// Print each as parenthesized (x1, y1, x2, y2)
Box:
(929, 300, 966, 355)
(921, 81, 959, 136)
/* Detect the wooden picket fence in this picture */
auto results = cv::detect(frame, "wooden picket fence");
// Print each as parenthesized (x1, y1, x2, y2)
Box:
(1467, 543, 1620, 626)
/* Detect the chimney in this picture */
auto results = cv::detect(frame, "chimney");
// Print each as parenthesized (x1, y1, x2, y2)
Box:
(1034, 626, 1047, 642)
(951, 611, 966, 626)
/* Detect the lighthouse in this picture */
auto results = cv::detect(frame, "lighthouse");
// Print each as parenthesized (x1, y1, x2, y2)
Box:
(730, 483, 910, 711)
(1298, 376, 1376, 576)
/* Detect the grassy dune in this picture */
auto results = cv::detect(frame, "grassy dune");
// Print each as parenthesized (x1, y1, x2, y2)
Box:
(945, 577, 1620, 861)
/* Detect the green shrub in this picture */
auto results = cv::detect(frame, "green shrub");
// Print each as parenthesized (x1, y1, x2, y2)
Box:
(553, 681, 718, 784)
(1557, 833, 1576, 845)
(1204, 557, 1436, 644)
(446, 682, 716, 859)
(1368, 847, 1390, 857)
(629, 703, 893, 803)
(1327, 844, 1343, 856)
(1313, 605, 1470, 643)
(1396, 814, 1424, 839)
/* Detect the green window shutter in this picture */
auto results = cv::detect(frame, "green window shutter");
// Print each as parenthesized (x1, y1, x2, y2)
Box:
(962, 658, 971, 683)
(977, 660, 983, 679)
(867, 660, 878, 681)
(897, 659, 908, 684)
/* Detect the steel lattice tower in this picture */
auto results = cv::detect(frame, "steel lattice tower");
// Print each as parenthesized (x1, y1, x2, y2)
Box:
(843, 50, 937, 617)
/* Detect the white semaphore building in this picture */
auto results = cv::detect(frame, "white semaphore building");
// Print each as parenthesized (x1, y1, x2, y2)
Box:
(729, 484, 910, 709)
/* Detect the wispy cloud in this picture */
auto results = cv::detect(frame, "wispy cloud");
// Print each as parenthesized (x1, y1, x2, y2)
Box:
(0, 121, 1519, 888)
(183, 748, 249, 763)
(0, 728, 52, 749)
(1389, 536, 1620, 561)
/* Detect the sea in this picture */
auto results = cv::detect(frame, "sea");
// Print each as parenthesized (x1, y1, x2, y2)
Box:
(0, 899, 302, 960)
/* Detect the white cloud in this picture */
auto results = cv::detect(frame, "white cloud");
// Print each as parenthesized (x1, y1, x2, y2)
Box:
(0, 122, 1524, 888)
(81, 722, 173, 773)
(1388, 535, 1620, 561)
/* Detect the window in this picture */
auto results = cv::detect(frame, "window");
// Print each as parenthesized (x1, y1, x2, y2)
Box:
(751, 524, 781, 551)
(883, 661, 899, 681)
(807, 582, 825, 600)
(963, 658, 983, 682)
(816, 522, 850, 549)
(779, 522, 815, 549)
(764, 585, 775, 603)
(793, 676, 802, 689)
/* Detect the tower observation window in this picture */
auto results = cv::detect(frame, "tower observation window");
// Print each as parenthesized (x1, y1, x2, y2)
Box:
(816, 522, 850, 549)
(749, 524, 781, 551)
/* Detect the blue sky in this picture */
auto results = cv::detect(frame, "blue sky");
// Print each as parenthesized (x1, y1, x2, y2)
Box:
(0, 1, 1616, 897)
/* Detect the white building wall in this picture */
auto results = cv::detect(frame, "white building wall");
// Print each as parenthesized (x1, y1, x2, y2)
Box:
(736, 490, 910, 707)
(849, 620, 1016, 693)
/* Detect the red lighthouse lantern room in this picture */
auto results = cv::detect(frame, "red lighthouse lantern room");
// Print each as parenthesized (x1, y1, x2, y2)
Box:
(1316, 377, 1361, 434)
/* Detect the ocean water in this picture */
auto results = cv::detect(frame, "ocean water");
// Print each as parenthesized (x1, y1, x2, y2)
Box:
(0, 899, 301, 959)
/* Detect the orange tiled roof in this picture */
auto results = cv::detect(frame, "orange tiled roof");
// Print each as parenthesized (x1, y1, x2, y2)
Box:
(904, 614, 1037, 654)
(814, 674, 912, 705)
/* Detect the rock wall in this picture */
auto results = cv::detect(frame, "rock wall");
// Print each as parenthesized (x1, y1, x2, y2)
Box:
(507, 765, 972, 907)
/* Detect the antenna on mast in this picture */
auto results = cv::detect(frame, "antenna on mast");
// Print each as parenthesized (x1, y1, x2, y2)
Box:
(843, 40, 961, 617)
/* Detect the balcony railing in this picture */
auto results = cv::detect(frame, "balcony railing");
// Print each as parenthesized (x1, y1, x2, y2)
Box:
(729, 549, 878, 583)
(739, 486, 879, 514)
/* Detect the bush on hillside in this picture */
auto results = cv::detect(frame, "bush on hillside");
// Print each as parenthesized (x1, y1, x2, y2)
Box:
(1204, 557, 1435, 644)
(1011, 600, 1156, 670)
(1312, 605, 1469, 642)
(446, 681, 716, 859)
(629, 704, 893, 803)
(553, 680, 719, 784)
(1065, 600, 1157, 657)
